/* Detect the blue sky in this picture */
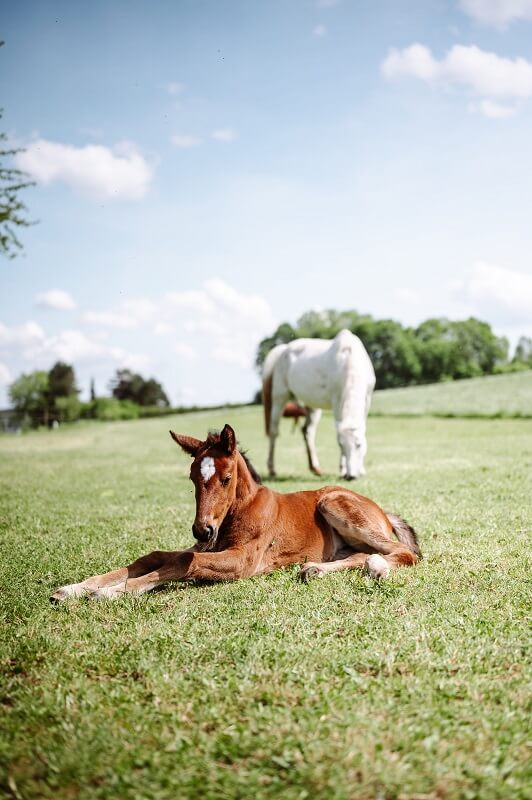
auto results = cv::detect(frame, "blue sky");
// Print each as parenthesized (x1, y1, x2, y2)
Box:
(2, 0, 532, 406)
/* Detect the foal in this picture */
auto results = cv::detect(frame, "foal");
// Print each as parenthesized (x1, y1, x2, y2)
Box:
(51, 424, 421, 601)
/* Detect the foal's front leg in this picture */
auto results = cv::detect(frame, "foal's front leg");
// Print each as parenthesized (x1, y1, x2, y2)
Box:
(53, 548, 252, 601)
(50, 549, 194, 602)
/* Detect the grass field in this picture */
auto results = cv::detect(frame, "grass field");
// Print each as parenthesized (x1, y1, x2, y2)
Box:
(1, 407, 531, 799)
(370, 370, 532, 418)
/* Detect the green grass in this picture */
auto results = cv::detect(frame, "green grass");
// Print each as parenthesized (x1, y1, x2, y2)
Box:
(370, 370, 532, 418)
(1, 408, 531, 799)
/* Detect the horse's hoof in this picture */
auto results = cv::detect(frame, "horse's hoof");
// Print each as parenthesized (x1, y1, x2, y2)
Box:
(50, 589, 68, 604)
(300, 564, 324, 583)
(364, 554, 390, 580)
(344, 474, 357, 481)
(311, 469, 322, 477)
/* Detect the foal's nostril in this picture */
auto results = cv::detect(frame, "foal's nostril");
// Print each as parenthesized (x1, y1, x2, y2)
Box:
(192, 523, 215, 542)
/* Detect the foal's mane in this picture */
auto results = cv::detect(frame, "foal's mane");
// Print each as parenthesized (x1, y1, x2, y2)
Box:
(204, 430, 262, 485)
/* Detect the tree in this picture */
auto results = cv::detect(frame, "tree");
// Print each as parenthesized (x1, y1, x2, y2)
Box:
(256, 309, 511, 388)
(47, 362, 79, 423)
(255, 323, 297, 370)
(512, 336, 532, 368)
(48, 362, 77, 400)
(110, 369, 170, 407)
(0, 103, 35, 259)
(9, 370, 49, 425)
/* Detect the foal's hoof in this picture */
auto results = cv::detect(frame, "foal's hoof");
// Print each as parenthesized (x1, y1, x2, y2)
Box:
(364, 554, 390, 580)
(300, 564, 324, 583)
(50, 588, 69, 604)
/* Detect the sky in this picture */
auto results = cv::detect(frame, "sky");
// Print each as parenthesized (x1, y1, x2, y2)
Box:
(1, 0, 532, 407)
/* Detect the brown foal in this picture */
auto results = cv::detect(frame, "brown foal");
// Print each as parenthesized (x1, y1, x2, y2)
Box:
(51, 423, 421, 602)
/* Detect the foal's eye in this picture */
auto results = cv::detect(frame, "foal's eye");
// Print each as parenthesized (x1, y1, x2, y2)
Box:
(221, 476, 231, 487)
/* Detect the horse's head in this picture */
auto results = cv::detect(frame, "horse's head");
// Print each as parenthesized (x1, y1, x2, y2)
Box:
(337, 425, 367, 481)
(170, 424, 240, 550)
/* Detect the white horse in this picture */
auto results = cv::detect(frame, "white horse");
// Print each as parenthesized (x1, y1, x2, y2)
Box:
(262, 329, 376, 480)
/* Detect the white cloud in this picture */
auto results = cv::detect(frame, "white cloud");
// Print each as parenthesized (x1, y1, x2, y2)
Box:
(121, 297, 157, 321)
(83, 298, 155, 329)
(0, 363, 12, 386)
(167, 279, 275, 371)
(211, 128, 237, 142)
(16, 139, 152, 200)
(381, 43, 532, 100)
(313, 24, 327, 37)
(454, 261, 532, 323)
(469, 98, 518, 116)
(84, 311, 137, 328)
(171, 135, 203, 148)
(154, 322, 174, 336)
(174, 342, 196, 360)
(0, 321, 45, 350)
(460, 0, 532, 28)
(35, 289, 77, 311)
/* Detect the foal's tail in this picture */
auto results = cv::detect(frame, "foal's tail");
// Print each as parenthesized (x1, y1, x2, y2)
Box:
(262, 344, 287, 435)
(386, 513, 422, 560)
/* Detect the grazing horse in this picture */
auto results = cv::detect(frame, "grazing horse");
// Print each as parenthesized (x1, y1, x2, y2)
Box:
(50, 424, 421, 602)
(262, 329, 376, 480)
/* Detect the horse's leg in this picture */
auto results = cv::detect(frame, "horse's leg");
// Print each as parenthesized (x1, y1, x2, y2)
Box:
(339, 452, 347, 478)
(302, 408, 322, 476)
(50, 549, 193, 602)
(83, 548, 254, 600)
(267, 395, 286, 477)
(316, 490, 419, 578)
(358, 384, 374, 476)
(300, 551, 368, 582)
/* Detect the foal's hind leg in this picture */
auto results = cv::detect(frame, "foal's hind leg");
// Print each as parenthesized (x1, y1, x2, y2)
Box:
(316, 490, 419, 579)
(300, 551, 368, 582)
(50, 550, 172, 602)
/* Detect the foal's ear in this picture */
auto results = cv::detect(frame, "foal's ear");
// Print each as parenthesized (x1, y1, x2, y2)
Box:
(220, 423, 236, 455)
(169, 431, 202, 457)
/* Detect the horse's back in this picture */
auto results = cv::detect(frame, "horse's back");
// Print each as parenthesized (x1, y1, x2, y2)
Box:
(283, 330, 374, 407)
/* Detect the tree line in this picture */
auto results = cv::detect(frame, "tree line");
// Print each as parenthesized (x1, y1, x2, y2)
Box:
(8, 365, 170, 428)
(256, 310, 532, 389)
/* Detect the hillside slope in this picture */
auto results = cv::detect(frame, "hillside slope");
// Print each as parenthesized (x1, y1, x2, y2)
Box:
(370, 370, 532, 418)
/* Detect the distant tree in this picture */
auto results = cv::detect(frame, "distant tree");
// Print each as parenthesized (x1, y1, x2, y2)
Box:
(137, 377, 170, 407)
(48, 362, 77, 400)
(512, 336, 532, 368)
(256, 309, 511, 388)
(9, 370, 49, 425)
(47, 362, 79, 423)
(110, 369, 169, 407)
(415, 318, 508, 382)
(255, 323, 297, 370)
(90, 378, 96, 401)
(360, 319, 421, 388)
(0, 103, 36, 259)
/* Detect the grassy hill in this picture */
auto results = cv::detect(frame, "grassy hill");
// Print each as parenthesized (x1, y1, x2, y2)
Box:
(370, 369, 532, 418)
(1, 408, 530, 798)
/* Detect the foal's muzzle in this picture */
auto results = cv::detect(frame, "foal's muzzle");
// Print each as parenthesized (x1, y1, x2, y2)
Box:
(192, 522, 217, 543)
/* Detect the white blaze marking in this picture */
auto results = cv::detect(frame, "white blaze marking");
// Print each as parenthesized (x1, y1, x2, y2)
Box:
(200, 456, 216, 482)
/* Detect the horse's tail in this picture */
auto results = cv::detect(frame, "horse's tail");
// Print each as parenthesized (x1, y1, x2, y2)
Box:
(262, 344, 287, 435)
(386, 513, 422, 559)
